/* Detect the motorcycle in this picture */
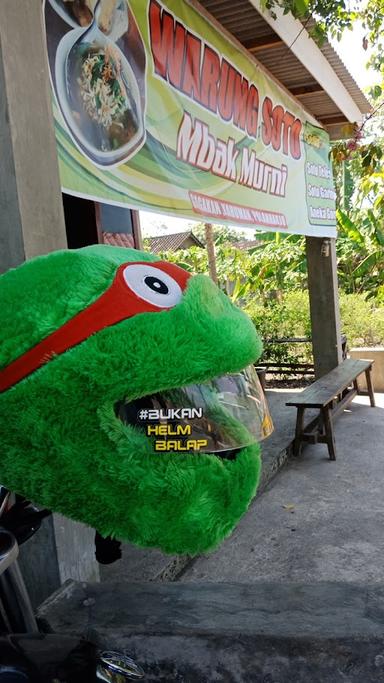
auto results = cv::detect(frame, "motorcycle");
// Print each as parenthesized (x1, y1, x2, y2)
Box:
(0, 486, 145, 682)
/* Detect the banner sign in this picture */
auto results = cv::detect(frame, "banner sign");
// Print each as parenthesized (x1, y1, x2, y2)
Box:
(44, 0, 336, 237)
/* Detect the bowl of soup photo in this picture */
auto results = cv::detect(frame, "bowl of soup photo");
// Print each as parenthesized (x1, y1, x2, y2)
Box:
(55, 28, 146, 167)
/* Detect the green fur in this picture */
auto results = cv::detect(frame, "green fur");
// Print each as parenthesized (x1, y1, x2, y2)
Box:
(0, 245, 262, 555)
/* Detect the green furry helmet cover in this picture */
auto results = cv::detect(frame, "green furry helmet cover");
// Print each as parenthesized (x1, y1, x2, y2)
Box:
(0, 245, 263, 555)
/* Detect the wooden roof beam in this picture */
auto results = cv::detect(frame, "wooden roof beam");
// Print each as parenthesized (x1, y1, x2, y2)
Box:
(290, 84, 325, 97)
(242, 35, 284, 52)
(319, 115, 348, 125)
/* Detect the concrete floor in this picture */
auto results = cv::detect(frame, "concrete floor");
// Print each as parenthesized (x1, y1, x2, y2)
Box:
(100, 391, 384, 586)
(181, 393, 384, 584)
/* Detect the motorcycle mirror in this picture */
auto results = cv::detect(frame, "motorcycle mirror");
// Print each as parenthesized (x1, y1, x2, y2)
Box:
(97, 650, 145, 681)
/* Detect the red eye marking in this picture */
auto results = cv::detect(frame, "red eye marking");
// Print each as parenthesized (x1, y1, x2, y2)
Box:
(0, 261, 191, 393)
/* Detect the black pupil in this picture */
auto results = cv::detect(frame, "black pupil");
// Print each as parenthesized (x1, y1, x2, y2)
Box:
(144, 276, 169, 295)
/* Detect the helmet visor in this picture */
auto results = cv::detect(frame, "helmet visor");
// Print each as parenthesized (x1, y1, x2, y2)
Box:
(115, 365, 273, 457)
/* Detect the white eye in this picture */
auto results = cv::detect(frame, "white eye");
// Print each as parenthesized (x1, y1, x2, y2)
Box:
(123, 264, 183, 308)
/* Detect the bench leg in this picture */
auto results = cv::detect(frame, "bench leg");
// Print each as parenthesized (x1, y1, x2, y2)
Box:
(365, 367, 376, 407)
(293, 407, 305, 457)
(321, 406, 336, 461)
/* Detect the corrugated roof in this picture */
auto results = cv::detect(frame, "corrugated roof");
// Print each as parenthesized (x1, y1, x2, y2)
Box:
(148, 231, 204, 253)
(102, 232, 135, 248)
(197, 0, 371, 136)
(313, 25, 370, 116)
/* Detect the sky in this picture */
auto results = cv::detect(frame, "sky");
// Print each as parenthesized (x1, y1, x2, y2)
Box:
(139, 16, 378, 238)
(330, 20, 380, 92)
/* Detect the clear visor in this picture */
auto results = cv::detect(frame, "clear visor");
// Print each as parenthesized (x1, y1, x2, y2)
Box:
(115, 365, 273, 457)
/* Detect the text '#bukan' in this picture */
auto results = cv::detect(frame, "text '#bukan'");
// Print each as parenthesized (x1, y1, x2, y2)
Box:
(137, 408, 203, 421)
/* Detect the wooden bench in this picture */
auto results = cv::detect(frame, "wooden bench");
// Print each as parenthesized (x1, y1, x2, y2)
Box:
(286, 359, 375, 461)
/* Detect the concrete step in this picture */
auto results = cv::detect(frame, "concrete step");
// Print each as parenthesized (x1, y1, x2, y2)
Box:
(38, 580, 384, 682)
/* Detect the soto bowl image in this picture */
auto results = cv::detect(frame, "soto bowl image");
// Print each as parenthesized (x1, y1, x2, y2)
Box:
(53, 10, 146, 167)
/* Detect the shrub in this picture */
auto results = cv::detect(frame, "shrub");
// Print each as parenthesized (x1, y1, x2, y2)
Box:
(245, 291, 310, 339)
(245, 291, 312, 365)
(339, 294, 384, 347)
(245, 291, 384, 366)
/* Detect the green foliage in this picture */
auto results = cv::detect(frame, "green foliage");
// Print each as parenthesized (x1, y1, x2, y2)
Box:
(339, 293, 384, 346)
(330, 89, 384, 300)
(247, 291, 384, 364)
(244, 291, 310, 339)
(260, 0, 357, 43)
(361, 0, 384, 73)
(261, 0, 384, 56)
(158, 229, 384, 354)
(245, 291, 312, 365)
(188, 223, 248, 246)
(159, 234, 308, 304)
(249, 234, 307, 296)
(336, 209, 384, 297)
(250, 291, 384, 350)
(158, 243, 254, 302)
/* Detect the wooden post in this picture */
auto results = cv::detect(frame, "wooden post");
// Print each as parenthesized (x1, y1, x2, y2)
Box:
(132, 210, 144, 250)
(306, 236, 342, 379)
(204, 222, 218, 284)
